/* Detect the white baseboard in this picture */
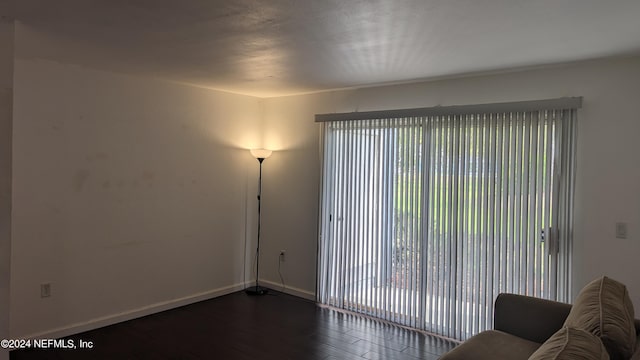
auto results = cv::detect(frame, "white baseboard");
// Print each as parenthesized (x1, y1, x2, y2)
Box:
(256, 279, 316, 301)
(20, 282, 247, 340)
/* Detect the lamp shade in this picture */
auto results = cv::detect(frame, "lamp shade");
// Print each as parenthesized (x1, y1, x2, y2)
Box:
(250, 148, 272, 159)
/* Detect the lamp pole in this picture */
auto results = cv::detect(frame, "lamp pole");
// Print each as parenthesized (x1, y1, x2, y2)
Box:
(246, 149, 271, 296)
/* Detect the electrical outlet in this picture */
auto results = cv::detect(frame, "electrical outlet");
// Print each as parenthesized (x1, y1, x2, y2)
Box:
(279, 250, 286, 262)
(41, 283, 51, 298)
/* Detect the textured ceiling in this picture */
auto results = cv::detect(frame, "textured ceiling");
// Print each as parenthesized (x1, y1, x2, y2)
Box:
(10, 0, 640, 97)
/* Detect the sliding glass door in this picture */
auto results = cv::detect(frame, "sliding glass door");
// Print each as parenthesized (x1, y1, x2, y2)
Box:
(317, 106, 577, 340)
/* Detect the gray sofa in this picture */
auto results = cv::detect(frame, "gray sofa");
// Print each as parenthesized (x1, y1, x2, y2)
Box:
(441, 293, 640, 359)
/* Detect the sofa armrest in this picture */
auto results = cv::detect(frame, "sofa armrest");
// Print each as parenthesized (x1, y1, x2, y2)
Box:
(494, 293, 572, 344)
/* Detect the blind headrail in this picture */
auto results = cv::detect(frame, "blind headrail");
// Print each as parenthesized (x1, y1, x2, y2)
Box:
(315, 97, 582, 122)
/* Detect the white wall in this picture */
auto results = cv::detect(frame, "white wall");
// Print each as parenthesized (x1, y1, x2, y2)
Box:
(10, 55, 263, 338)
(257, 95, 323, 298)
(261, 56, 640, 308)
(0, 17, 14, 360)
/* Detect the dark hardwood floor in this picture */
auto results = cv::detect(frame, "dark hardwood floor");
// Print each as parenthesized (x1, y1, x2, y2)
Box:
(11, 290, 457, 359)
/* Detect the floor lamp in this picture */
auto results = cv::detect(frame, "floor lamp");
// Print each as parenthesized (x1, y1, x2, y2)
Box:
(246, 148, 272, 296)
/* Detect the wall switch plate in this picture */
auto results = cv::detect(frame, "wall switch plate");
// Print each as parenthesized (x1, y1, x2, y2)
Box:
(615, 222, 628, 239)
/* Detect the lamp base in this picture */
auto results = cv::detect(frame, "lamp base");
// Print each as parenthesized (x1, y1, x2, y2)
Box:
(245, 285, 269, 296)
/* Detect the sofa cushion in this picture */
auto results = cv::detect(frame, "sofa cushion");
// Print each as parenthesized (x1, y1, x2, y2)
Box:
(440, 330, 541, 360)
(494, 293, 572, 344)
(528, 327, 609, 360)
(563, 276, 636, 360)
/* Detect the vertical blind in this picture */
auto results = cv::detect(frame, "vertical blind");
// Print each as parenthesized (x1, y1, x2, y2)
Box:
(317, 99, 578, 340)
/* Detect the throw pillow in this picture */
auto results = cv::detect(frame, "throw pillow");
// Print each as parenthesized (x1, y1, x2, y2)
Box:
(529, 327, 609, 360)
(563, 276, 635, 360)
